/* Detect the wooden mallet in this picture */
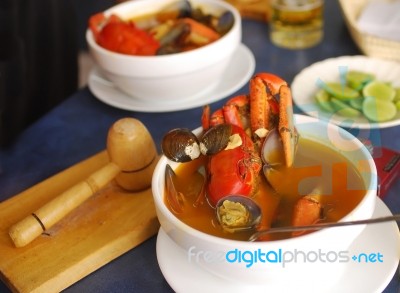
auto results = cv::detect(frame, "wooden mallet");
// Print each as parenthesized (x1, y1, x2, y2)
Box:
(9, 118, 158, 247)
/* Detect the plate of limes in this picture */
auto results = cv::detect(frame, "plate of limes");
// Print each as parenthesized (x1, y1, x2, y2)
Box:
(291, 55, 400, 129)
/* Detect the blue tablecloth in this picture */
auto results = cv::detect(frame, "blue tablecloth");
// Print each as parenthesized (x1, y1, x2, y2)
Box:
(1, 1, 399, 292)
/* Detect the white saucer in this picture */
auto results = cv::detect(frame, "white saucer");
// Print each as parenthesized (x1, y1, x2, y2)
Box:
(156, 198, 400, 293)
(88, 44, 255, 113)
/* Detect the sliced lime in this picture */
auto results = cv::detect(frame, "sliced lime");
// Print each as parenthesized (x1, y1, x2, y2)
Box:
(331, 98, 361, 118)
(315, 89, 334, 112)
(394, 88, 400, 102)
(322, 82, 360, 101)
(346, 70, 375, 90)
(396, 100, 400, 111)
(349, 97, 364, 110)
(362, 81, 396, 101)
(362, 96, 397, 122)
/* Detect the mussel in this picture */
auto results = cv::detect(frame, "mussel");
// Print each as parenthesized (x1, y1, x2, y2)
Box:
(165, 163, 206, 214)
(157, 0, 192, 22)
(216, 195, 262, 233)
(162, 124, 235, 162)
(152, 0, 234, 55)
(157, 21, 191, 48)
(200, 124, 232, 155)
(165, 164, 186, 213)
(214, 11, 234, 35)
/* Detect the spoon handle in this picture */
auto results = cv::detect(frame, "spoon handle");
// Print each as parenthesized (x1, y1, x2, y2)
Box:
(249, 214, 400, 242)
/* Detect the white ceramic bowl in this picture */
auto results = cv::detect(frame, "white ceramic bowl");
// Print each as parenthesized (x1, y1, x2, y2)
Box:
(86, 0, 241, 102)
(152, 114, 377, 286)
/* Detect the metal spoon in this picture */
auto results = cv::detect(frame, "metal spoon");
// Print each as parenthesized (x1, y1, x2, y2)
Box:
(249, 214, 400, 242)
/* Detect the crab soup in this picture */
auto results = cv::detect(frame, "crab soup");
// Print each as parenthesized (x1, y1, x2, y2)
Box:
(164, 136, 367, 241)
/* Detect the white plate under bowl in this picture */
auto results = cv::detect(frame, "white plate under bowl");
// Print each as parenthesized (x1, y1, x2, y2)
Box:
(88, 44, 255, 113)
(291, 55, 400, 129)
(156, 198, 400, 293)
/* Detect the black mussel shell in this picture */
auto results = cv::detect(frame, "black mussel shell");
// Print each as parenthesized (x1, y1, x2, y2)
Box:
(191, 7, 213, 26)
(215, 11, 234, 35)
(162, 128, 200, 162)
(159, 21, 190, 47)
(157, 44, 182, 55)
(200, 124, 232, 155)
(158, 0, 192, 21)
(165, 164, 185, 213)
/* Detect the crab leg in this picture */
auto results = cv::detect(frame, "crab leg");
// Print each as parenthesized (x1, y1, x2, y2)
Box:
(291, 194, 323, 237)
(278, 85, 297, 167)
(201, 105, 211, 130)
(249, 73, 288, 138)
(202, 95, 249, 131)
(249, 75, 270, 139)
(223, 104, 244, 128)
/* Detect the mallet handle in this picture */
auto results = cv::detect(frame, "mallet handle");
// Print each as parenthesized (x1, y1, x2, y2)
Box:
(9, 162, 120, 247)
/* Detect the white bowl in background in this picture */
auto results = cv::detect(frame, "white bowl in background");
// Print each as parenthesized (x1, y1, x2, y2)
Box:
(86, 0, 242, 102)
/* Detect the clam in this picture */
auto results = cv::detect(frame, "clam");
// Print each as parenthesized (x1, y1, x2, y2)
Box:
(261, 128, 286, 167)
(161, 128, 200, 162)
(216, 195, 262, 233)
(261, 128, 300, 192)
(260, 128, 285, 191)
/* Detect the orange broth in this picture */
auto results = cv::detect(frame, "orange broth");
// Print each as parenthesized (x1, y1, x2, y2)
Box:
(164, 137, 367, 241)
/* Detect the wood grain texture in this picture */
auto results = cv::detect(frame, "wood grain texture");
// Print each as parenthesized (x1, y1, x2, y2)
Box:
(0, 151, 160, 293)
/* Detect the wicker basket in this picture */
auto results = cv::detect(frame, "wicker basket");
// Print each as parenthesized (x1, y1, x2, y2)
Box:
(338, 0, 400, 62)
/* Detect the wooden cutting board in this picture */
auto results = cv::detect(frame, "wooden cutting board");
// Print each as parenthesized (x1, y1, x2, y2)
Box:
(0, 151, 160, 293)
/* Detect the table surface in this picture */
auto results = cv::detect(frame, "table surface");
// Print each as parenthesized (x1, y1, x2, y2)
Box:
(1, 1, 399, 292)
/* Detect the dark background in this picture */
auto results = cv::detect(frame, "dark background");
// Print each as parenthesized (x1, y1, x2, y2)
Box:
(0, 0, 115, 147)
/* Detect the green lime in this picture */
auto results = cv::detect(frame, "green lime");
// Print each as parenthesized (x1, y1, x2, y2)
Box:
(346, 70, 375, 90)
(362, 96, 397, 122)
(323, 82, 360, 101)
(315, 89, 334, 112)
(394, 88, 400, 102)
(349, 97, 364, 110)
(331, 98, 361, 118)
(396, 100, 400, 111)
(362, 81, 396, 101)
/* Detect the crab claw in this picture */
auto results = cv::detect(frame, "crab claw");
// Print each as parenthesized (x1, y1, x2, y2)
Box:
(249, 74, 273, 137)
(254, 72, 288, 95)
(278, 85, 298, 167)
(249, 72, 298, 167)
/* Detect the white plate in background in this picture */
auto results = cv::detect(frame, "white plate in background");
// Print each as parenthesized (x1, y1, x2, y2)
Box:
(291, 55, 400, 129)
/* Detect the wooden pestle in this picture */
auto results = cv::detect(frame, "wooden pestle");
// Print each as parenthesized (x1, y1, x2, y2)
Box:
(9, 118, 158, 248)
